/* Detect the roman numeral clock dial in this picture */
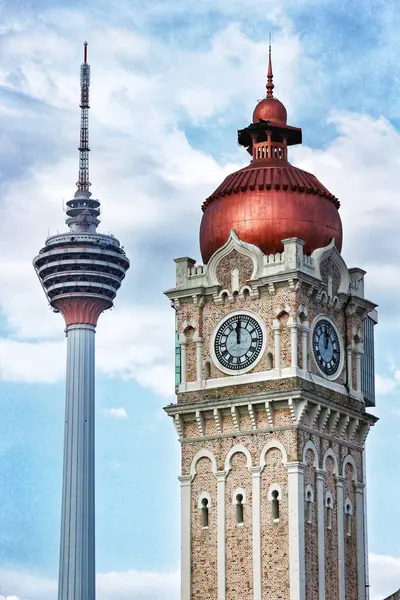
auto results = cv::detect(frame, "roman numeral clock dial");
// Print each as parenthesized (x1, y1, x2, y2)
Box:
(312, 317, 342, 378)
(213, 312, 265, 374)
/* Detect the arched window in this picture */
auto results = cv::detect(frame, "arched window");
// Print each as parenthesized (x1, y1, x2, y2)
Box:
(325, 492, 334, 530)
(305, 485, 314, 524)
(198, 492, 211, 529)
(236, 494, 244, 524)
(232, 488, 246, 526)
(268, 484, 282, 523)
(201, 498, 209, 528)
(266, 352, 274, 370)
(345, 499, 353, 536)
(271, 490, 279, 520)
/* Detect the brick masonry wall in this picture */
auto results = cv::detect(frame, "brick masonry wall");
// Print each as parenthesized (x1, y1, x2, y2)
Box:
(260, 447, 289, 600)
(324, 455, 339, 600)
(304, 449, 318, 600)
(215, 250, 253, 290)
(344, 462, 358, 600)
(191, 457, 218, 600)
(183, 429, 296, 600)
(226, 452, 253, 600)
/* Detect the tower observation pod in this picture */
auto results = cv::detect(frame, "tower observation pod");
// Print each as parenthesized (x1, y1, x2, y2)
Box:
(33, 43, 129, 600)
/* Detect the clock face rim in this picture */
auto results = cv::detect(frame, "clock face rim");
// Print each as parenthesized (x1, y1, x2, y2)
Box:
(210, 309, 267, 375)
(310, 315, 344, 381)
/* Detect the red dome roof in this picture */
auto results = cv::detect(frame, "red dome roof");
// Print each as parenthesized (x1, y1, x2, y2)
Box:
(200, 162, 342, 263)
(253, 97, 287, 125)
(199, 46, 342, 265)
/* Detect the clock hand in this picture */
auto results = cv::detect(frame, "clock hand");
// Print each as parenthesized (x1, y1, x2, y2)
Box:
(324, 332, 329, 350)
(236, 320, 241, 344)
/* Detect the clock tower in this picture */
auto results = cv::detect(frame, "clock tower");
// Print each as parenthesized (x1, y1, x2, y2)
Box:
(165, 48, 378, 600)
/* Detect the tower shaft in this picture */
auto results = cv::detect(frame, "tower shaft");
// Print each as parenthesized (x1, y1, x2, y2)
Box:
(58, 324, 96, 600)
(33, 42, 129, 600)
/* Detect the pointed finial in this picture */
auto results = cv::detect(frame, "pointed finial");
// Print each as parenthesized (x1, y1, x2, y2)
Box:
(83, 41, 88, 64)
(266, 33, 274, 99)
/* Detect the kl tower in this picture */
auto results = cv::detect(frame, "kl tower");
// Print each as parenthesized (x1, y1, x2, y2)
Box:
(33, 43, 129, 599)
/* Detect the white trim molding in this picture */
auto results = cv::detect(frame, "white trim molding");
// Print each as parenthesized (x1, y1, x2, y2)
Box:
(355, 482, 367, 600)
(190, 448, 218, 476)
(302, 440, 319, 468)
(260, 439, 288, 470)
(197, 491, 212, 509)
(207, 229, 264, 286)
(232, 487, 247, 504)
(322, 448, 339, 475)
(305, 484, 315, 504)
(215, 471, 227, 600)
(251, 466, 262, 600)
(325, 490, 334, 508)
(225, 443, 253, 472)
(316, 469, 326, 600)
(336, 476, 346, 600)
(287, 462, 306, 600)
(178, 474, 193, 600)
(342, 454, 358, 482)
(267, 483, 283, 501)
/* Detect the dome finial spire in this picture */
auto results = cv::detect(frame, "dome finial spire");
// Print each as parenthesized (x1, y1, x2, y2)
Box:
(266, 33, 274, 99)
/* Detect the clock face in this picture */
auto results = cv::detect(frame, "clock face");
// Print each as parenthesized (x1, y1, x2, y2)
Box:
(214, 313, 263, 372)
(312, 318, 341, 377)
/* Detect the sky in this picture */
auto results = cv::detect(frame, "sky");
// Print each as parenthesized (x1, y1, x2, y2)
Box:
(1, 0, 400, 598)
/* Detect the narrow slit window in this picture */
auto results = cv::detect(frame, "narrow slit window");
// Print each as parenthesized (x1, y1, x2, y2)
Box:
(326, 497, 333, 530)
(345, 500, 352, 536)
(236, 494, 244, 525)
(201, 498, 209, 528)
(346, 511, 351, 536)
(271, 490, 279, 521)
(306, 490, 313, 524)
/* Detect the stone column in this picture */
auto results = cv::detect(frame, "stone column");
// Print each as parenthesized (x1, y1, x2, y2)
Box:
(287, 462, 305, 600)
(355, 482, 367, 600)
(272, 320, 281, 376)
(179, 475, 193, 600)
(316, 469, 326, 600)
(288, 318, 299, 368)
(194, 335, 203, 383)
(336, 475, 346, 600)
(180, 339, 188, 386)
(215, 471, 227, 600)
(346, 346, 353, 392)
(355, 344, 363, 392)
(301, 322, 309, 371)
(251, 467, 262, 600)
(58, 324, 96, 600)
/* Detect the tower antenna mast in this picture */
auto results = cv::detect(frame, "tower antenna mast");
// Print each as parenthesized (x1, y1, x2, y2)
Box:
(77, 41, 91, 193)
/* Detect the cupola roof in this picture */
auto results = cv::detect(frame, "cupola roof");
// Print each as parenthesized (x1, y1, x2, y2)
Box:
(199, 44, 342, 264)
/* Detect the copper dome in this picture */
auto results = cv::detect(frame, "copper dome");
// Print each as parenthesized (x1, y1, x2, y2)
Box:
(200, 161, 342, 263)
(199, 45, 342, 264)
(253, 97, 287, 125)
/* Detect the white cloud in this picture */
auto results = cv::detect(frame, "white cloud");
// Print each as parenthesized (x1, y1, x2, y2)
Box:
(1, 557, 399, 600)
(375, 374, 398, 396)
(102, 407, 128, 420)
(0, 567, 179, 600)
(369, 554, 400, 600)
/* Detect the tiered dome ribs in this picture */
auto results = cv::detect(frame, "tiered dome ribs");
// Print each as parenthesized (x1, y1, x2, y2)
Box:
(33, 233, 129, 311)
